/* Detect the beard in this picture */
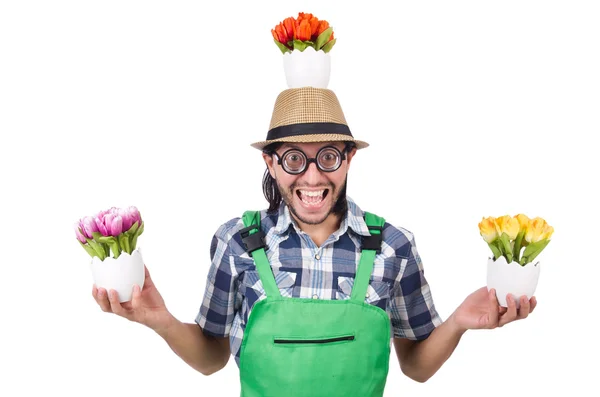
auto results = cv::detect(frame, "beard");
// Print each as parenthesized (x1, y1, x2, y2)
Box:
(276, 178, 347, 225)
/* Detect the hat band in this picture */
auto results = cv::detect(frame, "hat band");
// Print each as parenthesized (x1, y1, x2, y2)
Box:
(266, 122, 352, 141)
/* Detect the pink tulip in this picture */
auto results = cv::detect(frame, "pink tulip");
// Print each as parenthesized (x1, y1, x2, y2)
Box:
(94, 216, 109, 236)
(82, 216, 98, 239)
(103, 213, 115, 235)
(95, 209, 109, 220)
(128, 206, 142, 229)
(74, 222, 87, 243)
(116, 208, 131, 232)
(110, 215, 123, 236)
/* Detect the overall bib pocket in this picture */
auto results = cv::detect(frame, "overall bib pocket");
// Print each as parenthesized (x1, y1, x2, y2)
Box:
(273, 334, 355, 345)
(241, 270, 297, 303)
(337, 276, 391, 311)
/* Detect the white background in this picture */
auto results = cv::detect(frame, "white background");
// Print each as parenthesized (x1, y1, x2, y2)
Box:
(1, 1, 599, 396)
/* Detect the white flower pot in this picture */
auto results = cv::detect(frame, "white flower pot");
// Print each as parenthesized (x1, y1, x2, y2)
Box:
(90, 247, 145, 303)
(283, 46, 331, 88)
(487, 256, 540, 308)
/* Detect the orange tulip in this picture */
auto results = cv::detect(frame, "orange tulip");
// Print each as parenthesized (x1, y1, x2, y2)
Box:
(315, 20, 335, 43)
(272, 13, 336, 53)
(294, 18, 311, 41)
(271, 23, 287, 44)
(282, 17, 295, 43)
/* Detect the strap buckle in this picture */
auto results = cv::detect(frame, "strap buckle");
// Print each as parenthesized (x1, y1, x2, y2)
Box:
(361, 226, 383, 252)
(240, 225, 267, 256)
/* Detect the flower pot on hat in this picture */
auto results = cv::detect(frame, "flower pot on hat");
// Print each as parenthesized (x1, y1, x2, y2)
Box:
(271, 13, 336, 88)
(75, 206, 145, 303)
(486, 256, 540, 308)
(478, 214, 553, 308)
(283, 46, 331, 88)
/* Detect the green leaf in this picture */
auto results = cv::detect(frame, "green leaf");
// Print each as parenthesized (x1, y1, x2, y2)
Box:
(293, 39, 308, 51)
(274, 39, 291, 54)
(127, 221, 139, 235)
(315, 27, 332, 50)
(131, 221, 144, 250)
(487, 241, 502, 260)
(118, 233, 131, 255)
(513, 230, 525, 262)
(521, 239, 549, 265)
(321, 38, 336, 53)
(85, 237, 106, 261)
(98, 236, 121, 259)
(79, 241, 98, 258)
(498, 232, 513, 263)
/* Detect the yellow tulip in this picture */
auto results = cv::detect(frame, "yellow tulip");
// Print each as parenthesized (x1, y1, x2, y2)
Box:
(515, 213, 530, 232)
(478, 216, 499, 243)
(495, 215, 520, 240)
(541, 224, 554, 240)
(525, 217, 553, 243)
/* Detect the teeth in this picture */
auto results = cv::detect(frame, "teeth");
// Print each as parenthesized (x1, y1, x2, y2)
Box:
(298, 189, 325, 205)
(299, 190, 324, 197)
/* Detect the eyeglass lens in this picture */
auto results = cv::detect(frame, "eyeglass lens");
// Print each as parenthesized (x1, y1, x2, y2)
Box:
(281, 147, 343, 174)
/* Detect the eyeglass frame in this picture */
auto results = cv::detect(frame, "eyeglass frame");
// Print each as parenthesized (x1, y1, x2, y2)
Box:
(272, 145, 349, 175)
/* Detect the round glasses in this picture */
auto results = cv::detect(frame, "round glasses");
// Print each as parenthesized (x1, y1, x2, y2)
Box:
(273, 146, 347, 175)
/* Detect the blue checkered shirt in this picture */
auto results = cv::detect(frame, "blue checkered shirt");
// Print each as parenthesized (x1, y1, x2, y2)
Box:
(195, 197, 442, 366)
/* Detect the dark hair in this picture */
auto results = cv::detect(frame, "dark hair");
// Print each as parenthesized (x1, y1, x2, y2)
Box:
(262, 141, 357, 214)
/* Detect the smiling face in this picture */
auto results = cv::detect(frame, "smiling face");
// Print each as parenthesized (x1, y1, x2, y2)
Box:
(263, 141, 356, 226)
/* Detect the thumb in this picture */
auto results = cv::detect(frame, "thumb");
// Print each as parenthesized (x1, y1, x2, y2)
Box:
(486, 288, 500, 328)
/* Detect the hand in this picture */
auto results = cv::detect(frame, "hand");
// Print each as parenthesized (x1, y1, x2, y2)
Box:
(449, 286, 537, 331)
(92, 265, 174, 334)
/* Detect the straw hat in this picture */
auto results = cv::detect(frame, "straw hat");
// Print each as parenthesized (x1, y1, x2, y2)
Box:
(250, 87, 369, 150)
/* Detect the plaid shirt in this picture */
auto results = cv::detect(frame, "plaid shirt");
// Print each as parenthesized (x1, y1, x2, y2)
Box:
(195, 197, 443, 366)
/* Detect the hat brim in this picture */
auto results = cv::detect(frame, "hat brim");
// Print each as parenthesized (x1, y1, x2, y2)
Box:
(250, 133, 369, 150)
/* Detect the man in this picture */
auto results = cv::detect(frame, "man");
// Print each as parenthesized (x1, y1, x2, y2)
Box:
(92, 87, 536, 396)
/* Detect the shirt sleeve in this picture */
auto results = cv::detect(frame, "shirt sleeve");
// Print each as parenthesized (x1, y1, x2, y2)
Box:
(195, 221, 241, 338)
(389, 231, 443, 340)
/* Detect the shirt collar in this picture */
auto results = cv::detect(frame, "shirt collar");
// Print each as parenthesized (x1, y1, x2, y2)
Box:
(272, 196, 372, 237)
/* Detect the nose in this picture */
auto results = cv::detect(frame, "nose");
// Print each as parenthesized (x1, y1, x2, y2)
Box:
(301, 161, 323, 185)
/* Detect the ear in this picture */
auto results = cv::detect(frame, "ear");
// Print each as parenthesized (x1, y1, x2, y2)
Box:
(345, 146, 358, 168)
(262, 152, 277, 179)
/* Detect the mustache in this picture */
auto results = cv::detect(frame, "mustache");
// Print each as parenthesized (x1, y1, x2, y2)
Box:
(290, 182, 334, 191)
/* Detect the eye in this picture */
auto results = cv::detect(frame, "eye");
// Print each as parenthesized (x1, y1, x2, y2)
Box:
(283, 150, 306, 171)
(318, 148, 340, 169)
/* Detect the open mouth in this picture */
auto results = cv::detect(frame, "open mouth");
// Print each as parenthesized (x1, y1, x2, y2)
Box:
(296, 189, 329, 206)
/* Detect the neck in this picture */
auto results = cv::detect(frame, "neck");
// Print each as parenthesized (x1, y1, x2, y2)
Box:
(293, 212, 342, 247)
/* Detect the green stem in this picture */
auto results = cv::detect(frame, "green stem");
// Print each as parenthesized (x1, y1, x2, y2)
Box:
(513, 230, 524, 262)
(488, 240, 502, 260)
(498, 232, 513, 263)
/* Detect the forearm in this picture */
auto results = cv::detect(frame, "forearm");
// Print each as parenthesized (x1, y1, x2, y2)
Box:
(399, 315, 466, 382)
(156, 316, 229, 376)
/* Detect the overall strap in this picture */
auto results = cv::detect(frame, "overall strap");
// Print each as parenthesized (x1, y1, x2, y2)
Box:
(351, 211, 385, 303)
(240, 211, 281, 299)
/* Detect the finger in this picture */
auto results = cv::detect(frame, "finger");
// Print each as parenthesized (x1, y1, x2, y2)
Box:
(95, 288, 113, 313)
(517, 296, 530, 320)
(499, 294, 518, 327)
(529, 296, 537, 313)
(487, 288, 500, 328)
(143, 265, 155, 288)
(131, 284, 142, 311)
(108, 289, 131, 319)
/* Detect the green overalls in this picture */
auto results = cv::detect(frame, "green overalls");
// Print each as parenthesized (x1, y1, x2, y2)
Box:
(237, 210, 392, 397)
